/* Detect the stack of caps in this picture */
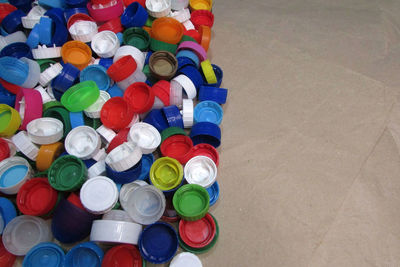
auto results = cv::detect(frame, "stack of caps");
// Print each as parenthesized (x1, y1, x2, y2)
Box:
(0, 0, 225, 265)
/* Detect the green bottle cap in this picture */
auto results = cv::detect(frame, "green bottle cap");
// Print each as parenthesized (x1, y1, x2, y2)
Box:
(150, 157, 183, 191)
(43, 107, 72, 138)
(180, 35, 198, 44)
(48, 155, 87, 191)
(37, 59, 56, 72)
(43, 101, 63, 112)
(145, 16, 155, 27)
(61, 81, 100, 112)
(150, 38, 178, 54)
(173, 184, 209, 221)
(160, 127, 187, 143)
(123, 27, 150, 51)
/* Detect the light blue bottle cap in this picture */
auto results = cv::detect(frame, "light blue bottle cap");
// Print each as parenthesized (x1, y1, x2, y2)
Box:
(194, 100, 223, 125)
(80, 65, 110, 91)
(206, 181, 219, 206)
(22, 242, 65, 267)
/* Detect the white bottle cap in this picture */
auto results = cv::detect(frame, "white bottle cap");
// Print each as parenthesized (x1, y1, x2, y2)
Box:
(34, 85, 53, 103)
(90, 219, 142, 244)
(11, 131, 39, 161)
(91, 30, 120, 58)
(184, 155, 217, 188)
(122, 185, 166, 225)
(80, 176, 119, 214)
(2, 215, 52, 256)
(171, 0, 189, 10)
(96, 125, 116, 145)
(39, 63, 63, 87)
(88, 160, 106, 178)
(69, 20, 98, 43)
(84, 90, 111, 119)
(92, 148, 107, 162)
(20, 57, 40, 89)
(170, 79, 183, 108)
(182, 19, 195, 30)
(116, 68, 147, 91)
(181, 98, 193, 128)
(146, 0, 172, 18)
(26, 117, 63, 145)
(113, 46, 145, 71)
(65, 126, 101, 160)
(32, 45, 62, 60)
(0, 156, 32, 195)
(105, 142, 142, 172)
(128, 122, 161, 154)
(170, 252, 203, 267)
(172, 74, 196, 99)
(120, 180, 148, 211)
(0, 31, 27, 51)
(102, 210, 135, 222)
(152, 96, 165, 109)
(127, 113, 140, 127)
(21, 6, 47, 29)
(168, 8, 190, 23)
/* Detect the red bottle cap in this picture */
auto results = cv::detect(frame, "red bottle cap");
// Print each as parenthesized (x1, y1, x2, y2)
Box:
(102, 244, 142, 267)
(184, 29, 201, 44)
(189, 143, 219, 166)
(106, 128, 130, 153)
(152, 80, 170, 106)
(107, 55, 137, 82)
(16, 178, 58, 216)
(0, 236, 16, 267)
(100, 97, 134, 131)
(0, 78, 22, 95)
(67, 13, 95, 29)
(0, 4, 16, 24)
(123, 82, 155, 114)
(160, 135, 193, 164)
(91, 0, 112, 4)
(0, 138, 10, 162)
(67, 192, 85, 210)
(123, 0, 146, 8)
(98, 17, 123, 33)
(190, 10, 214, 30)
(179, 213, 216, 248)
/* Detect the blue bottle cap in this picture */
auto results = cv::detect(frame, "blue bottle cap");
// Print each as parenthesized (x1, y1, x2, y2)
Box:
(52, 63, 80, 92)
(9, 0, 32, 13)
(64, 7, 89, 21)
(44, 8, 66, 25)
(98, 58, 113, 70)
(138, 153, 154, 180)
(162, 105, 184, 128)
(116, 32, 123, 45)
(205, 64, 223, 87)
(194, 100, 223, 125)
(145, 51, 153, 65)
(80, 65, 110, 91)
(176, 50, 200, 68)
(51, 20, 68, 46)
(2, 9, 25, 34)
(106, 84, 123, 97)
(121, 2, 148, 28)
(139, 222, 178, 264)
(27, 24, 40, 49)
(69, 111, 85, 128)
(198, 85, 228, 104)
(38, 17, 53, 46)
(189, 122, 221, 148)
(22, 242, 65, 267)
(65, 241, 103, 267)
(0, 56, 28, 86)
(83, 158, 97, 168)
(65, 0, 88, 8)
(0, 42, 33, 59)
(178, 65, 204, 89)
(177, 55, 198, 71)
(206, 181, 219, 206)
(0, 85, 16, 107)
(0, 26, 8, 37)
(40, 0, 67, 10)
(143, 109, 169, 132)
(0, 197, 17, 234)
(106, 159, 143, 184)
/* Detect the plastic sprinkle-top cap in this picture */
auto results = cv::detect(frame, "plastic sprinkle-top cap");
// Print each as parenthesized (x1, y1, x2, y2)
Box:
(138, 222, 178, 264)
(160, 135, 193, 164)
(100, 97, 134, 131)
(48, 155, 87, 191)
(101, 244, 142, 267)
(128, 122, 161, 154)
(22, 242, 65, 267)
(124, 82, 155, 114)
(150, 157, 183, 191)
(170, 252, 202, 267)
(179, 213, 216, 248)
(61, 81, 100, 112)
(173, 184, 209, 221)
(151, 17, 184, 45)
(80, 176, 118, 214)
(61, 40, 92, 70)
(64, 241, 104, 267)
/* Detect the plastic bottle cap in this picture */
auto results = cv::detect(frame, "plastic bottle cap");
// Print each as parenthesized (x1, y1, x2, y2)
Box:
(105, 141, 142, 172)
(100, 97, 134, 131)
(194, 100, 223, 125)
(91, 30, 120, 58)
(87, 159, 106, 178)
(169, 79, 183, 108)
(190, 143, 219, 166)
(151, 17, 184, 44)
(124, 185, 165, 225)
(0, 197, 17, 235)
(182, 19, 195, 30)
(162, 105, 184, 128)
(22, 242, 65, 267)
(149, 51, 178, 80)
(2, 215, 52, 256)
(26, 117, 64, 145)
(183, 29, 201, 43)
(169, 8, 191, 23)
(83, 91, 111, 119)
(179, 213, 216, 248)
(152, 80, 170, 106)
(172, 74, 196, 99)
(181, 98, 194, 128)
(171, 0, 189, 10)
(184, 155, 217, 188)
(61, 40, 92, 70)
(173, 184, 209, 221)
(0, 235, 16, 267)
(102, 209, 135, 222)
(206, 180, 219, 206)
(90, 219, 142, 244)
(87, 0, 124, 22)
(128, 122, 161, 154)
(200, 59, 217, 84)
(160, 127, 186, 143)
(11, 131, 39, 161)
(36, 142, 64, 172)
(0, 138, 10, 162)
(190, 10, 214, 29)
(121, 2, 148, 28)
(65, 126, 101, 160)
(98, 17, 123, 33)
(122, 27, 150, 51)
(119, 180, 148, 209)
(124, 82, 155, 114)
(113, 45, 145, 71)
(189, 121, 221, 148)
(21, 6, 47, 29)
(0, 104, 21, 138)
(48, 155, 87, 191)
(107, 55, 137, 82)
(80, 176, 118, 214)
(16, 178, 58, 216)
(149, 157, 183, 191)
(0, 42, 32, 59)
(61, 81, 100, 112)
(189, 0, 212, 11)
(170, 252, 202, 267)
(64, 242, 104, 267)
(160, 135, 193, 164)
(116, 67, 147, 91)
(69, 20, 98, 43)
(101, 244, 142, 267)
(39, 63, 63, 87)
(177, 41, 207, 61)
(96, 125, 116, 145)
(198, 85, 227, 104)
(138, 222, 178, 264)
(146, 0, 171, 18)
(80, 65, 111, 92)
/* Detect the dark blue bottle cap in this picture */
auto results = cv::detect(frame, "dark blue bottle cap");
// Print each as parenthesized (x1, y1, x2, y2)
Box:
(9, 0, 32, 13)
(0, 42, 33, 59)
(0, 26, 9, 37)
(64, 8, 89, 21)
(51, 20, 68, 46)
(0, 85, 16, 107)
(121, 2, 148, 28)
(178, 65, 204, 89)
(38, 16, 53, 46)
(0, 56, 28, 86)
(138, 153, 154, 181)
(39, 0, 67, 9)
(144, 51, 153, 65)
(22, 242, 65, 267)
(0, 197, 17, 234)
(198, 85, 228, 104)
(106, 84, 123, 97)
(27, 24, 40, 49)
(51, 199, 98, 243)
(205, 64, 223, 88)
(139, 222, 178, 264)
(106, 159, 143, 184)
(65, 241, 104, 267)
(80, 65, 110, 91)
(176, 50, 200, 68)
(143, 109, 169, 132)
(65, 0, 88, 8)
(52, 63, 80, 93)
(83, 158, 96, 168)
(207, 181, 219, 206)
(177, 56, 197, 70)
(69, 111, 85, 128)
(194, 100, 223, 125)
(45, 8, 66, 25)
(98, 58, 113, 70)
(189, 122, 221, 148)
(2, 9, 25, 34)
(162, 105, 184, 129)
